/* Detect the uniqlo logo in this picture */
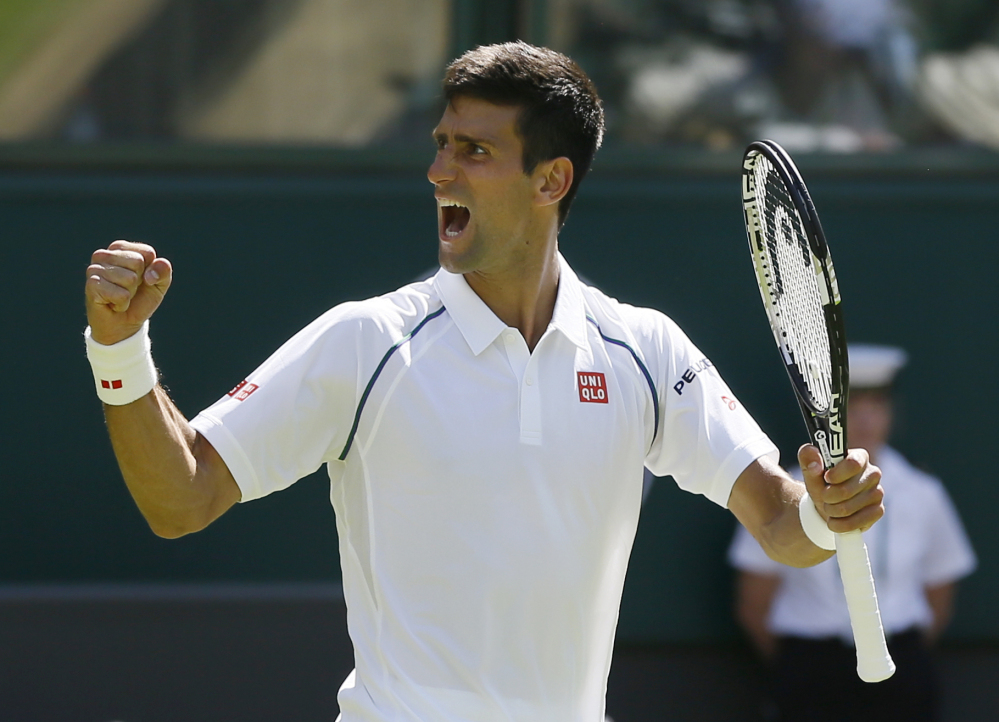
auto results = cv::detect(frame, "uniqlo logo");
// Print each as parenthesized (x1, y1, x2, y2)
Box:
(100, 379, 123, 390)
(227, 380, 259, 402)
(577, 372, 608, 403)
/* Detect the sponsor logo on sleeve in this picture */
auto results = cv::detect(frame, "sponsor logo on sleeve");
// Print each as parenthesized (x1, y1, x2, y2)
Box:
(672, 358, 713, 395)
(577, 371, 609, 403)
(227, 379, 259, 402)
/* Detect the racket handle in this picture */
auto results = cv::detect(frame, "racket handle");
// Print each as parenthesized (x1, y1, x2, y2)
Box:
(835, 529, 896, 682)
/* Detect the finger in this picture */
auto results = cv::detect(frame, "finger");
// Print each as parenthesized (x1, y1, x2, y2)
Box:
(797, 443, 824, 471)
(824, 475, 884, 516)
(820, 455, 884, 533)
(823, 461, 882, 506)
(797, 444, 827, 498)
(143, 256, 173, 290)
(797, 444, 883, 531)
(91, 247, 149, 278)
(85, 274, 134, 313)
(107, 240, 157, 266)
(824, 447, 870, 486)
(825, 489, 885, 534)
(86, 262, 142, 297)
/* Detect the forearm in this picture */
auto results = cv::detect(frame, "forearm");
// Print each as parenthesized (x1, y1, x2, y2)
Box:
(104, 386, 235, 537)
(730, 446, 884, 568)
(730, 457, 833, 568)
(756, 478, 833, 568)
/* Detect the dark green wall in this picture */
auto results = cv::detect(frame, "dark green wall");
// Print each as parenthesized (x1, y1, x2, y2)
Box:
(3, 155, 996, 643)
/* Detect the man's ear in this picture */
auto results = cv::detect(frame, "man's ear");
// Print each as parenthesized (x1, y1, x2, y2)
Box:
(535, 157, 574, 207)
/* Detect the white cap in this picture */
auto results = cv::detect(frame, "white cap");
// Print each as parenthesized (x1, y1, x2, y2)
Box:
(848, 343, 908, 389)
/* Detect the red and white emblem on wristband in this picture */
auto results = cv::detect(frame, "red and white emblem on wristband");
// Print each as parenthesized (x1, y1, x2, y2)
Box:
(227, 379, 259, 401)
(85, 321, 158, 405)
(577, 371, 608, 403)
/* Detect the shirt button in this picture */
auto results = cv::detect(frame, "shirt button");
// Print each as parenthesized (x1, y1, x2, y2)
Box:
(525, 377, 533, 386)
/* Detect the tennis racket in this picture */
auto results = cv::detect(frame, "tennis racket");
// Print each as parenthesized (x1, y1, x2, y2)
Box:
(741, 139, 895, 683)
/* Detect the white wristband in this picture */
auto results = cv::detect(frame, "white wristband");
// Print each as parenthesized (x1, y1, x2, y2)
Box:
(85, 321, 158, 405)
(798, 492, 837, 551)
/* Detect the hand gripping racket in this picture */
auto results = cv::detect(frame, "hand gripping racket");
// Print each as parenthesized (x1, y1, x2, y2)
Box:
(741, 139, 895, 683)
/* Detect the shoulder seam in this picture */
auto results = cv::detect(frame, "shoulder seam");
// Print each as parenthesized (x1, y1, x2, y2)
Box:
(585, 315, 660, 447)
(338, 305, 448, 461)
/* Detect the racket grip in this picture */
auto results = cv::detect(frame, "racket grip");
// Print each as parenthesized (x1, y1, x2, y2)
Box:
(835, 529, 896, 682)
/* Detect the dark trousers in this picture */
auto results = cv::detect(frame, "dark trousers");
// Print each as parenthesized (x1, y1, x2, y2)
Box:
(770, 629, 938, 722)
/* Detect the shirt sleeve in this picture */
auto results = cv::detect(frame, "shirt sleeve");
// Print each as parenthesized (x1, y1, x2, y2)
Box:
(189, 302, 372, 503)
(920, 481, 977, 586)
(640, 312, 779, 507)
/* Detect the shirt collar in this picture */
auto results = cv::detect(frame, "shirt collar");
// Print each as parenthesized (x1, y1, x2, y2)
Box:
(550, 253, 589, 350)
(432, 252, 589, 356)
(433, 267, 507, 356)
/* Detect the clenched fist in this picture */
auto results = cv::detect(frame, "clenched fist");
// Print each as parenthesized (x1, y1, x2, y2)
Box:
(86, 241, 173, 345)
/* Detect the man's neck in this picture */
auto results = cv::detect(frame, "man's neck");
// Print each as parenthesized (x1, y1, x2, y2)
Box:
(464, 248, 560, 352)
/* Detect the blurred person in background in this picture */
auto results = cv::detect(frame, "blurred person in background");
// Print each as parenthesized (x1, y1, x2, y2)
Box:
(762, 0, 923, 151)
(728, 343, 976, 722)
(554, 0, 927, 151)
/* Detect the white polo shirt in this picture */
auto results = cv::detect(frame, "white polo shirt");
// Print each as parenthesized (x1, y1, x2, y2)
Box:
(191, 254, 776, 722)
(728, 446, 977, 642)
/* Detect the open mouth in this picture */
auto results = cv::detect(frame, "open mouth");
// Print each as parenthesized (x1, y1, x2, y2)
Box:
(439, 198, 471, 238)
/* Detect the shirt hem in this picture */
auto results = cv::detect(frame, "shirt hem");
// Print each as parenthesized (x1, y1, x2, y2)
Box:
(710, 437, 780, 508)
(190, 412, 263, 502)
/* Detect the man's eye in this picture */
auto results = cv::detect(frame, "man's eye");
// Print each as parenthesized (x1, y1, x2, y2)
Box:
(470, 145, 486, 155)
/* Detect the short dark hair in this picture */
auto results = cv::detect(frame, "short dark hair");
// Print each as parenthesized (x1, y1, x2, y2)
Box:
(442, 41, 605, 228)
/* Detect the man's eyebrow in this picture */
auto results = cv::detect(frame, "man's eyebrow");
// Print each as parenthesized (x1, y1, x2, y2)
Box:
(433, 131, 497, 147)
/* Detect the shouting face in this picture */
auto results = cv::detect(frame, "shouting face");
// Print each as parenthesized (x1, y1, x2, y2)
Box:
(428, 96, 548, 277)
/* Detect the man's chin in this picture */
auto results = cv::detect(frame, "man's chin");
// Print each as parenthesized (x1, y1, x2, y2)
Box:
(438, 243, 476, 275)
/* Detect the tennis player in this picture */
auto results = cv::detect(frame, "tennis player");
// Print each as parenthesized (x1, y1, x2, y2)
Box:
(83, 42, 884, 721)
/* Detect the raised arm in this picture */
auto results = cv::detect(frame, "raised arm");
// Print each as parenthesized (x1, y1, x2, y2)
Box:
(728, 445, 884, 568)
(85, 240, 240, 538)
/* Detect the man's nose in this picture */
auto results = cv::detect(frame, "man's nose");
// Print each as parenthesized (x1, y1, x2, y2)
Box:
(427, 149, 456, 185)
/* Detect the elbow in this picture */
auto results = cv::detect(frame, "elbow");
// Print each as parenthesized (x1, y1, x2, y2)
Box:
(145, 511, 210, 539)
(148, 522, 191, 539)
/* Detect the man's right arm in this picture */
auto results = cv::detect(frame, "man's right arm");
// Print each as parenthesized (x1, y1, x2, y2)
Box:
(104, 386, 241, 538)
(86, 240, 240, 538)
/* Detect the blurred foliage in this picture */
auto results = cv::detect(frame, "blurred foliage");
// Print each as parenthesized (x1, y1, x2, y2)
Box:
(0, 0, 79, 84)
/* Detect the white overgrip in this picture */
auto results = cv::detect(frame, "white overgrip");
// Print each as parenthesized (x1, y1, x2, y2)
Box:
(835, 529, 896, 682)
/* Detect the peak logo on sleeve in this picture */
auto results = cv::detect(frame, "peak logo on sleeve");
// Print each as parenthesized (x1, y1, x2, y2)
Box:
(577, 372, 609, 403)
(227, 379, 259, 401)
(672, 358, 713, 395)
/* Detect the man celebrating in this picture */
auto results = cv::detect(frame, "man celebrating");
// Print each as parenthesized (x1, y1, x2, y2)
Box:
(84, 42, 884, 721)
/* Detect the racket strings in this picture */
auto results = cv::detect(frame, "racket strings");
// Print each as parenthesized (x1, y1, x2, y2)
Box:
(752, 156, 834, 411)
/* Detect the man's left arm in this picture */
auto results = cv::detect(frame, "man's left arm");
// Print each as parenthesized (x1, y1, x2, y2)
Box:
(728, 445, 884, 568)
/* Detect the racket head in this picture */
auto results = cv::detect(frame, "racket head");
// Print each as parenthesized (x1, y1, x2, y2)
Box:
(741, 140, 849, 467)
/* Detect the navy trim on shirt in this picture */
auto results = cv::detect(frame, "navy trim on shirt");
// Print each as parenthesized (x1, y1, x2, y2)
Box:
(339, 305, 448, 461)
(586, 315, 660, 443)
